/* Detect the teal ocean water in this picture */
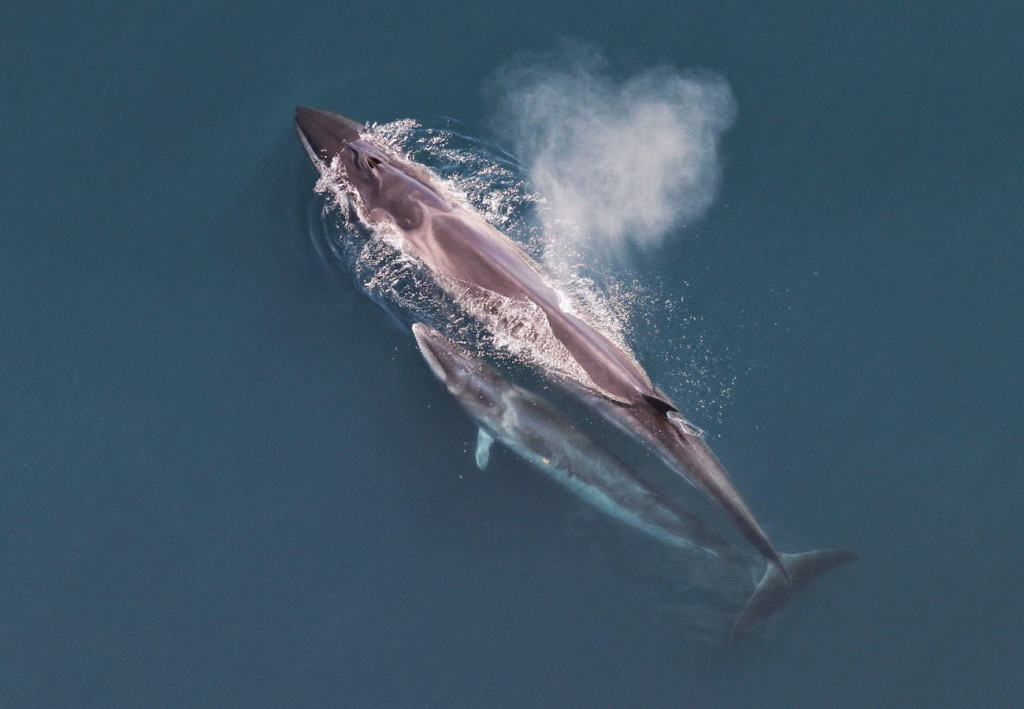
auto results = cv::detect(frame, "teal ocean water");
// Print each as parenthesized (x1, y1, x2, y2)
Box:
(3, 2, 1022, 706)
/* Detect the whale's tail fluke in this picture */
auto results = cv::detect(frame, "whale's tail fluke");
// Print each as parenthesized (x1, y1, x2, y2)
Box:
(730, 548, 859, 643)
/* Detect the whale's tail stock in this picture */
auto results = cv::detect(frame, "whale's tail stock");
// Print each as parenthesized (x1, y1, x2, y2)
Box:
(730, 548, 859, 643)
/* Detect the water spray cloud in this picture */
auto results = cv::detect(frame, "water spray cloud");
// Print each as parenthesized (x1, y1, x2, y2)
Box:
(491, 43, 736, 268)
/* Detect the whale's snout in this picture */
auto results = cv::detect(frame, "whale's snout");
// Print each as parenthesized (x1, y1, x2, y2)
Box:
(295, 106, 364, 163)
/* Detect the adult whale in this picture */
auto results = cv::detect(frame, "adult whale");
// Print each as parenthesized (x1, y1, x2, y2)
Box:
(295, 106, 787, 576)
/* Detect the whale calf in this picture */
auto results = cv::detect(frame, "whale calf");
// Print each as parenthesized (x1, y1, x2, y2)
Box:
(412, 322, 746, 563)
(294, 106, 790, 577)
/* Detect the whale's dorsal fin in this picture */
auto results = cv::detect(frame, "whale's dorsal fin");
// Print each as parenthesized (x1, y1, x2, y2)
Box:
(642, 394, 678, 416)
(475, 429, 495, 470)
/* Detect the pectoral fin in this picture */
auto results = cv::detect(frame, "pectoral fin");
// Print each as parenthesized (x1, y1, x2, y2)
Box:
(475, 429, 494, 470)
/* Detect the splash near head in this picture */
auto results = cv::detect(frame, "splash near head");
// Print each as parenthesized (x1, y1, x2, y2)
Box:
(489, 41, 736, 272)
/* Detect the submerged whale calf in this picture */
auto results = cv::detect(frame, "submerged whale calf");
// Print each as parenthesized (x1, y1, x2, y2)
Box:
(412, 323, 857, 640)
(294, 106, 791, 577)
(412, 322, 745, 563)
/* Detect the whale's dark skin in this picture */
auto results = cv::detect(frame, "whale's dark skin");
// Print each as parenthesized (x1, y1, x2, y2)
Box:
(295, 106, 787, 577)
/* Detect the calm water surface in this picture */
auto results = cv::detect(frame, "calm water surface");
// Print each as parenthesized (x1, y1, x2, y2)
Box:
(2, 1, 1022, 706)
